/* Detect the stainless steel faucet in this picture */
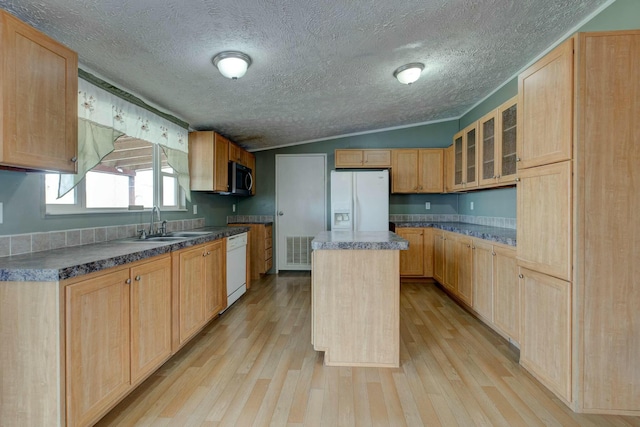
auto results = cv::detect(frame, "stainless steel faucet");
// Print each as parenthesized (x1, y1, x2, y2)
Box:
(150, 205, 161, 235)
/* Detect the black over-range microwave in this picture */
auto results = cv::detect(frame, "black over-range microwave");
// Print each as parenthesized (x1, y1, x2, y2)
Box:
(228, 161, 253, 196)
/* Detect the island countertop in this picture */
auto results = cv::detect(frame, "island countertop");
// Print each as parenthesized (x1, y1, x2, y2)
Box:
(311, 231, 409, 251)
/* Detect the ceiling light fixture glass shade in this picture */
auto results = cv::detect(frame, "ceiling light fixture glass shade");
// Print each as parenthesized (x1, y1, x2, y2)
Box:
(393, 62, 425, 84)
(212, 51, 252, 80)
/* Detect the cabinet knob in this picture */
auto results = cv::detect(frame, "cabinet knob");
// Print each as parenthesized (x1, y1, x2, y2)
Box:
(125, 278, 131, 284)
(70, 156, 78, 163)
(515, 177, 520, 182)
(518, 273, 524, 279)
(471, 246, 476, 250)
(135, 275, 141, 281)
(203, 252, 207, 257)
(466, 244, 471, 248)
(492, 251, 496, 256)
(496, 175, 501, 179)
(516, 157, 521, 162)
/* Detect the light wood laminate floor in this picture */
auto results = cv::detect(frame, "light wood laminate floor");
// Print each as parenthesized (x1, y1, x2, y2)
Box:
(96, 272, 640, 426)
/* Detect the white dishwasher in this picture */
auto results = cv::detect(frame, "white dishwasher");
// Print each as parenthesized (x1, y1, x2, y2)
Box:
(222, 232, 248, 313)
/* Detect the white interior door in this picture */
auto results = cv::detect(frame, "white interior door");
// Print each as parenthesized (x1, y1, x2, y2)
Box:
(275, 154, 326, 271)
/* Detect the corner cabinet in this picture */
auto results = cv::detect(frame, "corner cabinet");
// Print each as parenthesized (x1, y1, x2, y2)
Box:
(0, 10, 78, 172)
(189, 131, 256, 194)
(234, 223, 273, 280)
(397, 228, 434, 278)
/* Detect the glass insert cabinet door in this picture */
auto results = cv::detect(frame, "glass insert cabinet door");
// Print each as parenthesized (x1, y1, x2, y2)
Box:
(479, 112, 496, 185)
(454, 132, 464, 187)
(500, 102, 518, 179)
(465, 125, 478, 187)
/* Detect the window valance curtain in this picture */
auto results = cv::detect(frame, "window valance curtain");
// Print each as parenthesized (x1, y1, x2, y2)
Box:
(58, 78, 191, 200)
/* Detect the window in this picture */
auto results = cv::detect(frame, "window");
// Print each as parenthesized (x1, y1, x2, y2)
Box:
(46, 136, 185, 214)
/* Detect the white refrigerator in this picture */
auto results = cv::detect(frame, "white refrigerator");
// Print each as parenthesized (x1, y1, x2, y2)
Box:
(330, 170, 389, 231)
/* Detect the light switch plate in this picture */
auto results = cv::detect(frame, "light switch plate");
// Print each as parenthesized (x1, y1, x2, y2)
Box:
(0, 202, 3, 224)
(470, 201, 474, 210)
(193, 205, 198, 215)
(425, 202, 431, 210)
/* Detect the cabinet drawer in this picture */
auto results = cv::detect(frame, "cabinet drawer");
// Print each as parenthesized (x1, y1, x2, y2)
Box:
(265, 247, 273, 260)
(265, 237, 273, 250)
(265, 258, 273, 272)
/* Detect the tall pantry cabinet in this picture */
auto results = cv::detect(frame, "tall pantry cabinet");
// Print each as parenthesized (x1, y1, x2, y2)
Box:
(517, 30, 640, 415)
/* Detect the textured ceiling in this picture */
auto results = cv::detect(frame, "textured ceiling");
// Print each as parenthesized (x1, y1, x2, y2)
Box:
(1, 0, 609, 150)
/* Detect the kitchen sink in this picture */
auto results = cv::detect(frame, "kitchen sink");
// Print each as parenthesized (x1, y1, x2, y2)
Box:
(118, 236, 186, 243)
(165, 231, 212, 237)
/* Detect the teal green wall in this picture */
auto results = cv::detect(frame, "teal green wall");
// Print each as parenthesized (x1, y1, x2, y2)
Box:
(239, 121, 462, 225)
(3, 0, 638, 236)
(0, 169, 235, 235)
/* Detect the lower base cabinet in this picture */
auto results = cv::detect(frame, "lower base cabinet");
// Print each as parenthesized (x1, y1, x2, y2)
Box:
(173, 240, 226, 350)
(520, 267, 572, 403)
(493, 246, 519, 342)
(397, 227, 433, 277)
(65, 255, 172, 427)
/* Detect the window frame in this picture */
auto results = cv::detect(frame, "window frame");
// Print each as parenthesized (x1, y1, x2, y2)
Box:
(45, 144, 186, 215)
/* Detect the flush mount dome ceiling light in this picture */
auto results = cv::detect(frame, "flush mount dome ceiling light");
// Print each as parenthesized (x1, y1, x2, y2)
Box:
(212, 51, 252, 80)
(393, 62, 425, 85)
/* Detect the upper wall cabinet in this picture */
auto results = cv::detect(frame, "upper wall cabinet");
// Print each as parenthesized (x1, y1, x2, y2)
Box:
(189, 131, 229, 193)
(478, 96, 518, 187)
(391, 149, 443, 194)
(0, 10, 78, 173)
(452, 123, 478, 190)
(517, 39, 573, 169)
(189, 131, 256, 194)
(335, 149, 391, 168)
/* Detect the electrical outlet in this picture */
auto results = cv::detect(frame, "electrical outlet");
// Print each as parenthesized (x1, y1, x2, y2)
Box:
(425, 202, 431, 210)
(193, 205, 198, 215)
(470, 201, 474, 210)
(0, 202, 3, 224)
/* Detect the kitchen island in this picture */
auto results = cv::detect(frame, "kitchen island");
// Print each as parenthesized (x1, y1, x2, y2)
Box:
(311, 231, 408, 367)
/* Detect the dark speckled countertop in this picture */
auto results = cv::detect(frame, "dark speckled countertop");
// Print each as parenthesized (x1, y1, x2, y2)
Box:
(312, 231, 409, 250)
(392, 222, 516, 246)
(0, 226, 249, 282)
(228, 221, 274, 225)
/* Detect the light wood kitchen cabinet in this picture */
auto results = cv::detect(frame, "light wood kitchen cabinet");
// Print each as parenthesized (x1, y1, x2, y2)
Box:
(478, 110, 498, 187)
(130, 257, 172, 384)
(397, 228, 434, 278)
(455, 235, 473, 307)
(244, 151, 256, 195)
(496, 97, 518, 183)
(203, 240, 227, 320)
(452, 123, 478, 190)
(444, 145, 455, 193)
(397, 228, 424, 276)
(391, 149, 444, 193)
(492, 245, 519, 342)
(229, 142, 243, 163)
(472, 239, 493, 322)
(516, 31, 640, 413)
(516, 160, 571, 281)
(478, 97, 519, 188)
(335, 149, 391, 168)
(433, 230, 445, 283)
(0, 10, 78, 173)
(65, 255, 172, 427)
(66, 268, 131, 427)
(233, 223, 273, 280)
(520, 267, 572, 403)
(173, 240, 226, 349)
(189, 131, 229, 193)
(517, 38, 573, 169)
(443, 232, 458, 293)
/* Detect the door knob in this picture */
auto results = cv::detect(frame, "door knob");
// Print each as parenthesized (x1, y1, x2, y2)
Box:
(278, 211, 284, 216)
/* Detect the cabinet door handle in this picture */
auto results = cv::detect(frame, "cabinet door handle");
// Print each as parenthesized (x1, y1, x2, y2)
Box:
(125, 278, 131, 284)
(135, 275, 141, 281)
(70, 156, 78, 163)
(515, 177, 520, 182)
(466, 244, 471, 248)
(518, 273, 524, 279)
(492, 251, 496, 256)
(516, 157, 521, 162)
